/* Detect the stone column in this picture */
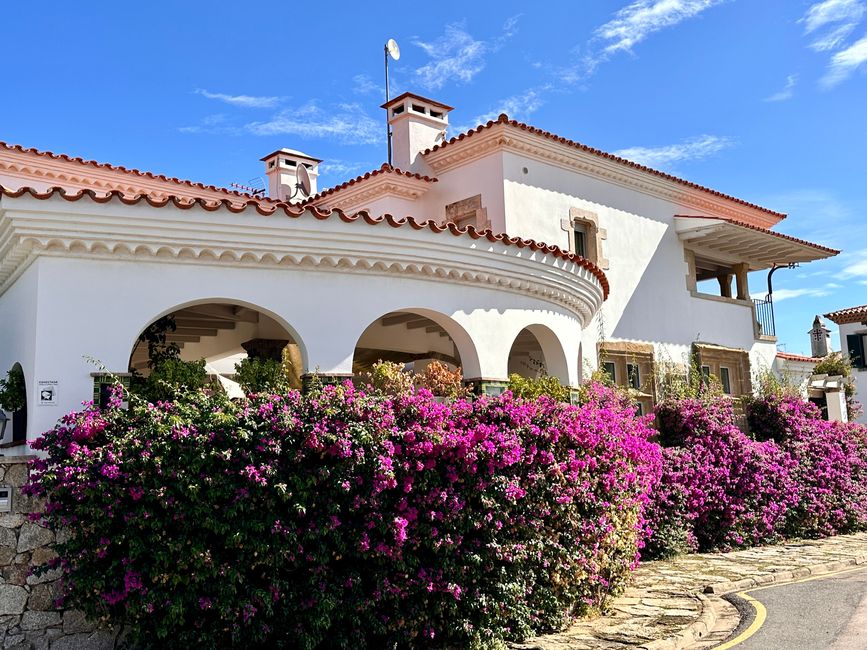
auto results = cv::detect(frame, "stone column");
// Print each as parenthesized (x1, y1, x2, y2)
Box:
(733, 263, 750, 301)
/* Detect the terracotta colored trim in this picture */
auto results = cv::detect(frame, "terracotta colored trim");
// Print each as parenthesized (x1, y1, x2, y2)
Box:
(301, 164, 437, 205)
(776, 352, 821, 363)
(381, 92, 454, 111)
(0, 140, 266, 201)
(0, 184, 610, 299)
(423, 114, 787, 219)
(824, 305, 867, 325)
(674, 214, 839, 255)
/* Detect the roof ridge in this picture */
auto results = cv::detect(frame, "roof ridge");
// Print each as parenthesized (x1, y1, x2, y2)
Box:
(301, 163, 437, 205)
(0, 140, 263, 200)
(0, 184, 608, 299)
(423, 114, 787, 220)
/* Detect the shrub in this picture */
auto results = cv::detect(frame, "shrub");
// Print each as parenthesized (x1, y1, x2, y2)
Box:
(507, 374, 570, 403)
(647, 397, 797, 554)
(26, 381, 660, 649)
(414, 361, 470, 399)
(234, 357, 292, 394)
(0, 366, 26, 412)
(130, 357, 208, 403)
(363, 360, 414, 396)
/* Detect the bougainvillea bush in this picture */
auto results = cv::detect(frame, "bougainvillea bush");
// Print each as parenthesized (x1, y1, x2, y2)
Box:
(25, 381, 660, 649)
(647, 393, 867, 558)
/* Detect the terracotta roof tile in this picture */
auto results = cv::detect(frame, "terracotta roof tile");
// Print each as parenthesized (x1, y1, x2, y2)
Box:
(424, 114, 787, 220)
(302, 164, 437, 205)
(0, 140, 264, 201)
(0, 184, 608, 299)
(674, 214, 839, 255)
(825, 305, 867, 325)
(776, 351, 821, 363)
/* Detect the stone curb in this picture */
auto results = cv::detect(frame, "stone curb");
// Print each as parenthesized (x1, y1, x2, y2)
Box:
(637, 592, 719, 650)
(702, 553, 867, 595)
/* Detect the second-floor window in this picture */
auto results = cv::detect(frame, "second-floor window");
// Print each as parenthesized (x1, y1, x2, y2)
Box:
(573, 224, 588, 257)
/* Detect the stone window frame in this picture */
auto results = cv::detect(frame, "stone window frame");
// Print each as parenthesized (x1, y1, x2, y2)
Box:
(692, 343, 752, 397)
(598, 341, 655, 412)
(561, 207, 609, 269)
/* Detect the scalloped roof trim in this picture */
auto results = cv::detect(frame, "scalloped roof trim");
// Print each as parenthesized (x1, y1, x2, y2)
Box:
(0, 184, 609, 299)
(423, 114, 786, 220)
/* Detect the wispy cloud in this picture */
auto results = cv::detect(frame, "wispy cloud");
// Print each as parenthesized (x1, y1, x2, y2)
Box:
(318, 159, 372, 178)
(195, 89, 282, 109)
(412, 17, 520, 91)
(353, 74, 381, 96)
(245, 103, 381, 145)
(178, 114, 239, 135)
(801, 0, 865, 51)
(612, 134, 734, 169)
(455, 87, 547, 132)
(764, 74, 798, 102)
(578, 0, 727, 76)
(752, 287, 833, 302)
(822, 34, 867, 86)
(838, 249, 867, 279)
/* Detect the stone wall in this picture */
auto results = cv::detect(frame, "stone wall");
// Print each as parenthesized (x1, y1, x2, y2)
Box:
(0, 457, 119, 650)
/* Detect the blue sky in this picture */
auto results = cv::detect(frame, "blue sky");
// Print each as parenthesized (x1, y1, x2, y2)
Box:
(2, 0, 866, 355)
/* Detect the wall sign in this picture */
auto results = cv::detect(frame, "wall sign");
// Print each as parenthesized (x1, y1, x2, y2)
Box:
(37, 380, 58, 406)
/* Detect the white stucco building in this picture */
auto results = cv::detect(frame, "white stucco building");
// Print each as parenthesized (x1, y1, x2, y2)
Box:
(0, 91, 839, 450)
(825, 305, 867, 424)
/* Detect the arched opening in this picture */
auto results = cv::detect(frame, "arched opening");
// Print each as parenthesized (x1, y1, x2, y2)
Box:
(352, 310, 478, 382)
(0, 363, 28, 443)
(126, 302, 304, 401)
(507, 325, 570, 384)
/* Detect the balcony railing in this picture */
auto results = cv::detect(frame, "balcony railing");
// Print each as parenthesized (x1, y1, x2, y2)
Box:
(753, 296, 776, 337)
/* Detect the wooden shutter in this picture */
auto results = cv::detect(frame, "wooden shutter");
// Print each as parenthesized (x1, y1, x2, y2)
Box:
(847, 334, 865, 368)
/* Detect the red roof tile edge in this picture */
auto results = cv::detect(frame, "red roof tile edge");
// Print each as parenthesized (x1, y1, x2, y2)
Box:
(0, 140, 264, 201)
(0, 184, 609, 299)
(824, 305, 867, 324)
(674, 215, 839, 255)
(301, 164, 437, 205)
(776, 351, 821, 363)
(424, 114, 787, 220)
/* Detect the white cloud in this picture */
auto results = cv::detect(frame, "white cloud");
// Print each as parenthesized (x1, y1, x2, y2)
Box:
(839, 250, 867, 278)
(412, 17, 520, 91)
(178, 114, 240, 135)
(751, 287, 833, 302)
(612, 134, 734, 169)
(353, 74, 381, 96)
(195, 89, 281, 109)
(245, 104, 382, 145)
(456, 88, 546, 131)
(590, 0, 726, 63)
(318, 160, 371, 178)
(801, 0, 865, 50)
(821, 34, 867, 86)
(764, 74, 798, 102)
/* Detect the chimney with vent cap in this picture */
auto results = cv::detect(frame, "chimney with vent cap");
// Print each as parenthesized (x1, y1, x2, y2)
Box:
(260, 148, 321, 202)
(810, 314, 831, 358)
(383, 92, 452, 172)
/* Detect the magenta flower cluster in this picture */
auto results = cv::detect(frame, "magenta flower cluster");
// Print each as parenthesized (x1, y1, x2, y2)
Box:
(25, 382, 660, 649)
(645, 395, 867, 558)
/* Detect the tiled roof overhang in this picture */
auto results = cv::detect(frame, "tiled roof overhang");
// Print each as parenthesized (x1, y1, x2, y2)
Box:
(0, 140, 259, 201)
(776, 352, 821, 363)
(302, 164, 437, 207)
(675, 215, 839, 270)
(824, 305, 867, 325)
(381, 92, 454, 111)
(423, 114, 786, 225)
(0, 185, 609, 300)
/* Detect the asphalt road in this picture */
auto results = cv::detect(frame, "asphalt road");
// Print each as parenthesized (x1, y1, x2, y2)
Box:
(725, 566, 867, 649)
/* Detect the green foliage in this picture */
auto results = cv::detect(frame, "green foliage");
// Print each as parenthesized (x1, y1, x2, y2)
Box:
(814, 352, 861, 420)
(0, 366, 26, 413)
(130, 358, 208, 403)
(751, 365, 800, 400)
(138, 315, 181, 367)
(507, 373, 570, 403)
(234, 357, 291, 394)
(653, 356, 722, 403)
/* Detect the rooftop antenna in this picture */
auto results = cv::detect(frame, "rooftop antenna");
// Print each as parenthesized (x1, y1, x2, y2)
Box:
(230, 182, 266, 197)
(280, 164, 312, 202)
(384, 38, 400, 167)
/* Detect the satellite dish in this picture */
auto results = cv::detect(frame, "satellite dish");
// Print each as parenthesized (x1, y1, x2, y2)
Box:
(386, 38, 400, 61)
(296, 164, 311, 198)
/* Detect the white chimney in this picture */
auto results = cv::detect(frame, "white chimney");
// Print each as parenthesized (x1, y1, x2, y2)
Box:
(260, 148, 321, 202)
(382, 92, 452, 172)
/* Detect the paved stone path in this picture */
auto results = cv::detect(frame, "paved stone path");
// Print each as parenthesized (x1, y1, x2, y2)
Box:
(513, 532, 867, 650)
